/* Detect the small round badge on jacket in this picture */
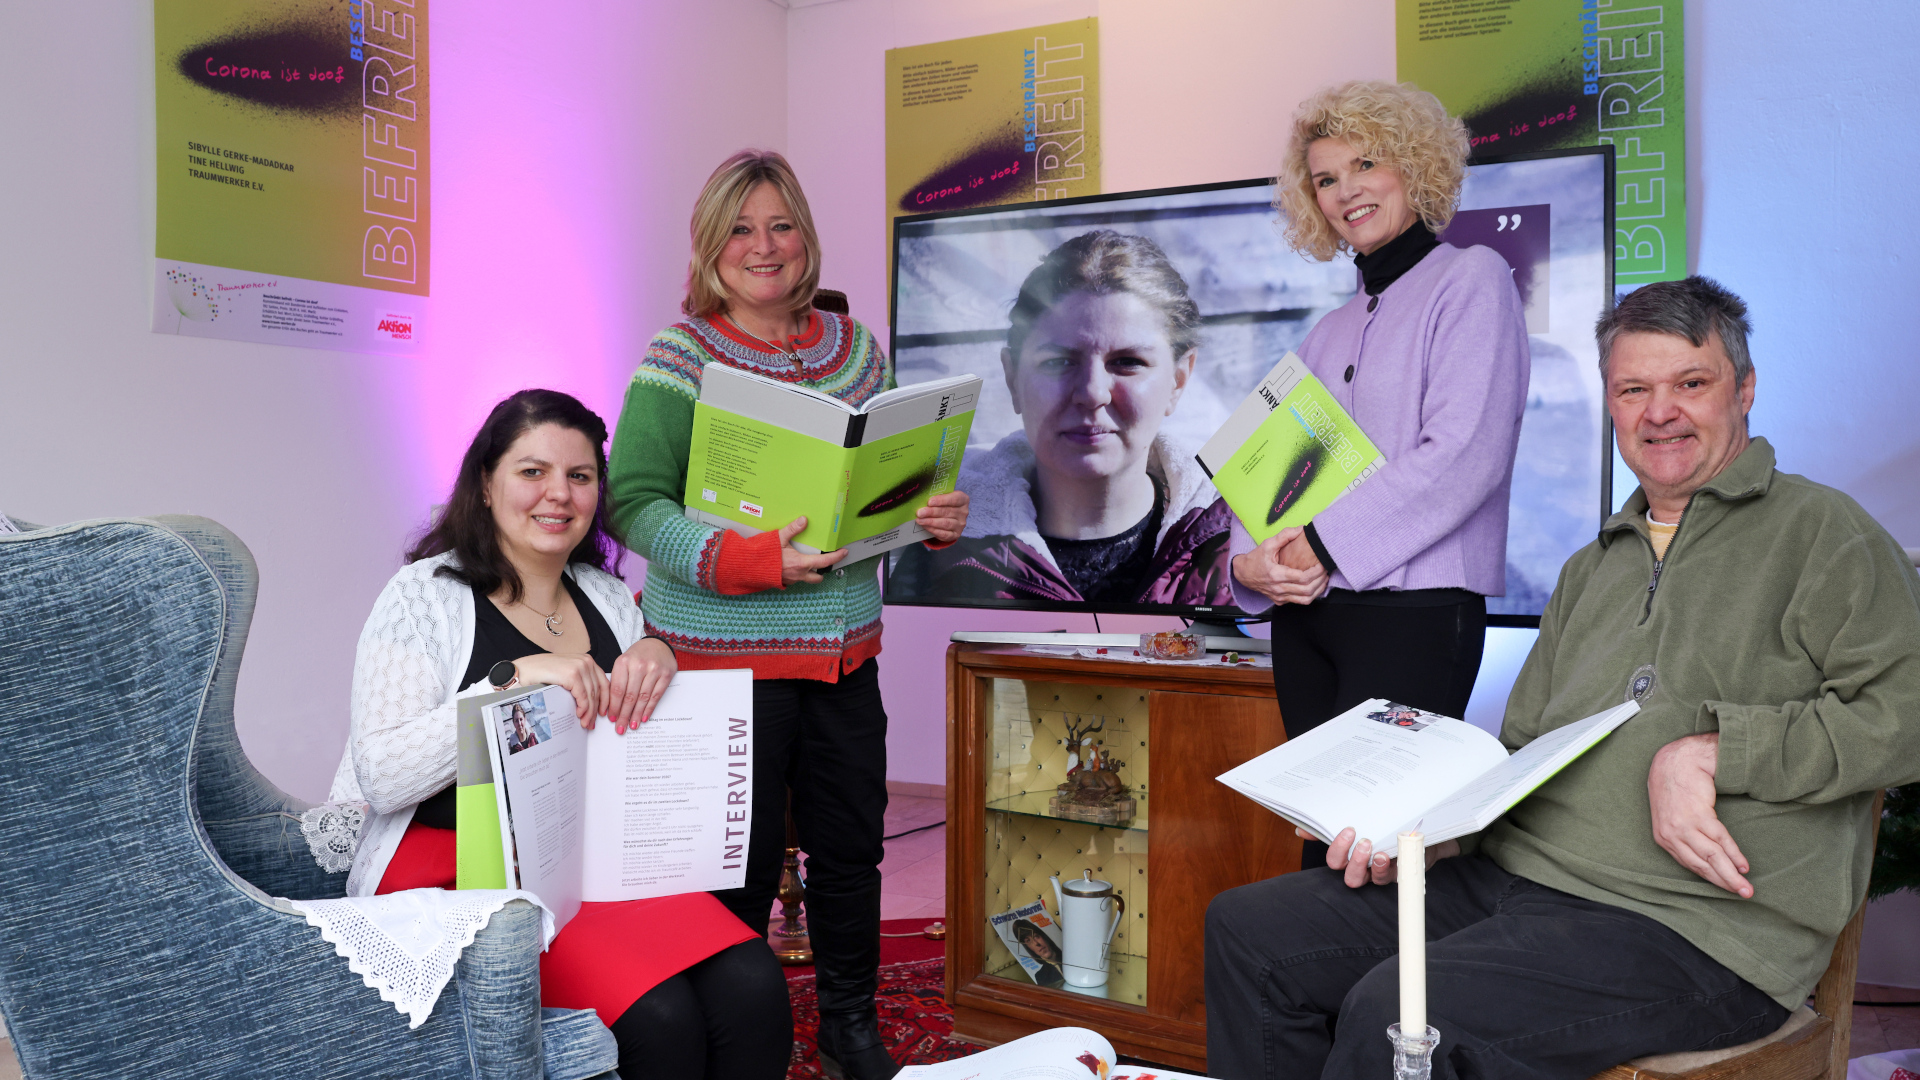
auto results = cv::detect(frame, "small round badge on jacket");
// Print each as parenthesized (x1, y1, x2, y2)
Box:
(1625, 664, 1659, 703)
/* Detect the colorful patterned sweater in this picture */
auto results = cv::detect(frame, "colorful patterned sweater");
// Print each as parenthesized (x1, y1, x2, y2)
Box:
(607, 311, 894, 682)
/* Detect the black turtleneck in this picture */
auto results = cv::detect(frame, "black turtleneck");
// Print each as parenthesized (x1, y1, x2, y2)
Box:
(1352, 221, 1439, 296)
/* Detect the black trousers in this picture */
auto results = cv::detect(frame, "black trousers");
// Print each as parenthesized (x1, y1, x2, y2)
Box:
(1203, 855, 1787, 1080)
(712, 658, 889, 1029)
(609, 940, 792, 1080)
(1268, 597, 1487, 868)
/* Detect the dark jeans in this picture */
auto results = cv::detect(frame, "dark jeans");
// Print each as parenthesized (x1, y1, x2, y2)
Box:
(1203, 855, 1788, 1080)
(1268, 597, 1486, 869)
(711, 658, 890, 1031)
(609, 940, 792, 1080)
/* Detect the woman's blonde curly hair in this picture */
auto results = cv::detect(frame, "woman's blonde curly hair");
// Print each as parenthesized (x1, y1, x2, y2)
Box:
(1276, 81, 1471, 262)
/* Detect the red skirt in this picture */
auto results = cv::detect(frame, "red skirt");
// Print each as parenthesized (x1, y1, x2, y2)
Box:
(378, 821, 759, 1026)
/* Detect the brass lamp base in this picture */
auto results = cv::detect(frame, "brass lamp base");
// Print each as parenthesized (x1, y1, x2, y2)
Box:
(767, 802, 813, 965)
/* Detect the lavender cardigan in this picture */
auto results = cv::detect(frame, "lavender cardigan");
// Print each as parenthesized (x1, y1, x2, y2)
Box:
(1230, 243, 1530, 621)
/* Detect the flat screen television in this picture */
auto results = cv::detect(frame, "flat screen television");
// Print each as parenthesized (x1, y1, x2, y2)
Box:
(883, 146, 1615, 628)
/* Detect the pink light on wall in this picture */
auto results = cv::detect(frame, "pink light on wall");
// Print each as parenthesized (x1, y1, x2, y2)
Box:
(381, 0, 789, 526)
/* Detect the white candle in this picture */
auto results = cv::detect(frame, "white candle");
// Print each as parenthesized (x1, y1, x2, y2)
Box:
(1398, 830, 1427, 1036)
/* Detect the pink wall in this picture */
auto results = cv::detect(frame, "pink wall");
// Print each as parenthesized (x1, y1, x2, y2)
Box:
(0, 0, 788, 802)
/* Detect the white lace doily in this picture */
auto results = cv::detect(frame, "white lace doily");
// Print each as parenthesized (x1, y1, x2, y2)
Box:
(288, 888, 556, 1028)
(299, 800, 370, 872)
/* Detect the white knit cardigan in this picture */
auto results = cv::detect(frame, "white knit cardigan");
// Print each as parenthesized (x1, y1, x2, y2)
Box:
(314, 552, 646, 895)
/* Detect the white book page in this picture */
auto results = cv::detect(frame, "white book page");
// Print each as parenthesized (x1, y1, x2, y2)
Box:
(860, 375, 981, 440)
(1216, 699, 1509, 852)
(490, 686, 589, 931)
(1399, 701, 1639, 843)
(897, 1027, 1118, 1079)
(579, 670, 755, 900)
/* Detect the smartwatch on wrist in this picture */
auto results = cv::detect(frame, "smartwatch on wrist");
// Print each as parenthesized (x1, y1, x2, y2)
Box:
(488, 660, 519, 691)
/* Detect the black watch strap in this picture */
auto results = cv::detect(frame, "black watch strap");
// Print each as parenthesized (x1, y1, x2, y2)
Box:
(488, 660, 518, 691)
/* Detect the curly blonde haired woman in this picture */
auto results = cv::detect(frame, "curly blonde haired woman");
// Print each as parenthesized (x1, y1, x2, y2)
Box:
(606, 150, 969, 1080)
(1228, 80, 1531, 868)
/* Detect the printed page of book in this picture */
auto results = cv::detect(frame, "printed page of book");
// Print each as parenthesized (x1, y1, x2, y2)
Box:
(579, 669, 755, 901)
(488, 685, 590, 930)
(1217, 699, 1508, 851)
(897, 1026, 1118, 1079)
(1397, 700, 1639, 843)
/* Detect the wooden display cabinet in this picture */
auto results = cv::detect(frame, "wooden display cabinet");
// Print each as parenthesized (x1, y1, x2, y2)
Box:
(944, 643, 1301, 1071)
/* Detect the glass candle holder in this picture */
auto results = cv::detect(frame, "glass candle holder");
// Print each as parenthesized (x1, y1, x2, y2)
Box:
(1386, 1022, 1441, 1080)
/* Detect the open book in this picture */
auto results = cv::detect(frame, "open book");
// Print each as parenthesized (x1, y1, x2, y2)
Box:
(1194, 352, 1384, 543)
(684, 364, 981, 560)
(454, 671, 754, 932)
(898, 1027, 1204, 1079)
(1217, 698, 1639, 855)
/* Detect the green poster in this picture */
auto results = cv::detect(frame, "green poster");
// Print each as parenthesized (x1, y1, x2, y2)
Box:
(153, 0, 429, 353)
(885, 20, 1100, 273)
(1397, 0, 1684, 285)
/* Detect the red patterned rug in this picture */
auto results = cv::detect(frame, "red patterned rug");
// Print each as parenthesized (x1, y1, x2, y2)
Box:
(786, 956, 975, 1078)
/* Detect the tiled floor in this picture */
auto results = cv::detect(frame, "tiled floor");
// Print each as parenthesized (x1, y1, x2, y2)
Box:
(1850, 983, 1920, 1056)
(879, 792, 949, 922)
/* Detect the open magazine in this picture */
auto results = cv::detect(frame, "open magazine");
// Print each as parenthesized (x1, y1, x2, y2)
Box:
(1195, 352, 1384, 543)
(899, 1027, 1204, 1079)
(685, 363, 980, 560)
(1217, 697, 1640, 855)
(454, 671, 754, 931)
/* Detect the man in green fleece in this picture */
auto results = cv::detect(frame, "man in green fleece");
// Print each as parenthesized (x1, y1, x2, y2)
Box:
(1205, 276, 1920, 1080)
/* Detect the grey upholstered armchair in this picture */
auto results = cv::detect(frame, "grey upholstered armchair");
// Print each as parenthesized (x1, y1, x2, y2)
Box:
(0, 515, 618, 1079)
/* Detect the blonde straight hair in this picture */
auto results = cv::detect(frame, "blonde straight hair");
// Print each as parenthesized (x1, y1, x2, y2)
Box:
(683, 150, 823, 319)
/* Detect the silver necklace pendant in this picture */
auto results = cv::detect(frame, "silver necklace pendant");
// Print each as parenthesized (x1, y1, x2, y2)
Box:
(544, 613, 564, 637)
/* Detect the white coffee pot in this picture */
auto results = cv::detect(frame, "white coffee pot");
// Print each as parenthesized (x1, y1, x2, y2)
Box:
(1050, 870, 1125, 987)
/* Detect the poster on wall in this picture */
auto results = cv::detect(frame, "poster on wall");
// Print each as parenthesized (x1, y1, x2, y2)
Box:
(884, 19, 1100, 276)
(1397, 0, 1681, 287)
(153, 0, 428, 355)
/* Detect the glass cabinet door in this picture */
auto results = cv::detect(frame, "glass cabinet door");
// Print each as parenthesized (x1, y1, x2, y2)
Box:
(980, 677, 1149, 1007)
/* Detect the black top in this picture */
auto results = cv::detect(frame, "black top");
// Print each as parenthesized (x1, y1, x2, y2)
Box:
(1043, 478, 1166, 604)
(1352, 221, 1440, 296)
(412, 575, 623, 829)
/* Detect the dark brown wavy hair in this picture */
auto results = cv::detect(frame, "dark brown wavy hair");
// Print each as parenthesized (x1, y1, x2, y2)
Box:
(406, 389, 622, 602)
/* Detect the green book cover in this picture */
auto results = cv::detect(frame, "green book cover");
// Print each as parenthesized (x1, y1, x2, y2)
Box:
(1196, 352, 1384, 544)
(455, 689, 513, 890)
(684, 366, 978, 560)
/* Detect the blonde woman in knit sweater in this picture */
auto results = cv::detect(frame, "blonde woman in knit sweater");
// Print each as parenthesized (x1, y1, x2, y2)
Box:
(607, 150, 969, 1080)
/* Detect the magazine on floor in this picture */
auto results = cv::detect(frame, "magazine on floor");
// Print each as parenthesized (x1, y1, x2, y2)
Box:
(1195, 351, 1384, 543)
(988, 897, 1068, 988)
(454, 670, 753, 930)
(684, 363, 980, 560)
(898, 1026, 1206, 1079)
(1217, 697, 1639, 856)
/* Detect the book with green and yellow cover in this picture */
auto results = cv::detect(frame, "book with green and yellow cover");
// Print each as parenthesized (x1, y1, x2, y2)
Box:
(684, 366, 980, 561)
(1195, 352, 1384, 544)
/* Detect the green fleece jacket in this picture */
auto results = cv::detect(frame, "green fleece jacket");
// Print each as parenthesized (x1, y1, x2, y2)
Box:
(1477, 437, 1920, 1008)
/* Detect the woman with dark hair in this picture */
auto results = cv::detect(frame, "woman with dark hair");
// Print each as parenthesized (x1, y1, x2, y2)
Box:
(316, 388, 791, 1080)
(894, 228, 1234, 606)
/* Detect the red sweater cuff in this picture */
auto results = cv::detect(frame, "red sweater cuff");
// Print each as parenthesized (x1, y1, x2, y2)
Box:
(713, 528, 785, 595)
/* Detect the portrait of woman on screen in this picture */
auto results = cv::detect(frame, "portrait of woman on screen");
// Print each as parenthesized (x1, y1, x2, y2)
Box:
(893, 230, 1234, 607)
